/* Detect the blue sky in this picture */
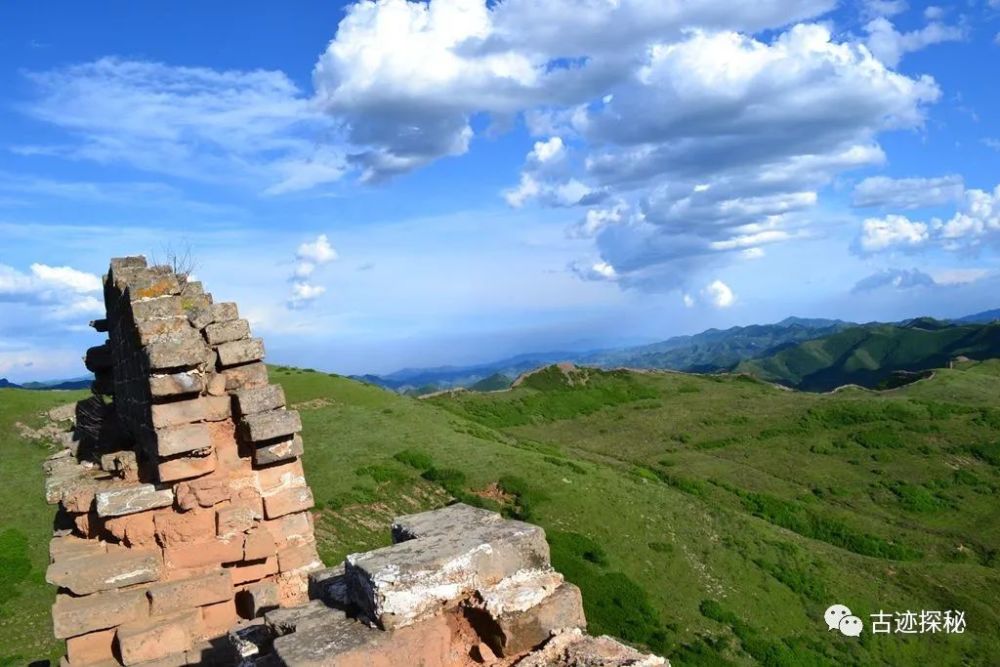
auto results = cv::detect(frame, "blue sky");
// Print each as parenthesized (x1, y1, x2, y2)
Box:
(1, 0, 998, 381)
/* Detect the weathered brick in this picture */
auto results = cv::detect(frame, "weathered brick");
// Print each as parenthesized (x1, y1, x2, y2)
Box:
(200, 599, 239, 640)
(254, 434, 303, 466)
(151, 395, 230, 429)
(49, 534, 106, 562)
(95, 484, 174, 518)
(52, 589, 148, 639)
(116, 611, 197, 665)
(217, 338, 265, 367)
(256, 459, 306, 494)
(187, 306, 213, 330)
(136, 316, 189, 345)
(147, 570, 232, 616)
(241, 410, 301, 443)
(158, 451, 216, 483)
(205, 373, 227, 396)
(277, 542, 322, 574)
(235, 580, 279, 618)
(243, 526, 277, 561)
(66, 628, 116, 666)
(217, 505, 258, 537)
(175, 476, 231, 511)
(228, 556, 278, 585)
(105, 510, 159, 547)
(262, 486, 314, 519)
(84, 343, 112, 372)
(46, 547, 162, 596)
(204, 318, 250, 345)
(149, 371, 204, 398)
(131, 295, 184, 321)
(163, 537, 242, 569)
(234, 384, 285, 416)
(221, 361, 269, 390)
(154, 508, 216, 545)
(154, 423, 212, 457)
(211, 302, 239, 322)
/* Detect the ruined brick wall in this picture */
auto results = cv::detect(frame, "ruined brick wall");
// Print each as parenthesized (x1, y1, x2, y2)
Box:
(44, 256, 321, 666)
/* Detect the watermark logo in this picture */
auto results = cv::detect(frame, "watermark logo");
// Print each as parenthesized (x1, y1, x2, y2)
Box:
(825, 605, 967, 637)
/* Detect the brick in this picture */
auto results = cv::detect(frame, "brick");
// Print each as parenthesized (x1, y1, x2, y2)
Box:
(135, 316, 189, 345)
(151, 396, 230, 429)
(158, 451, 216, 483)
(154, 508, 216, 546)
(175, 476, 231, 511)
(241, 410, 301, 442)
(116, 611, 196, 665)
(100, 450, 139, 481)
(234, 385, 285, 416)
(187, 306, 213, 330)
(277, 542, 322, 574)
(263, 486, 314, 519)
(50, 534, 106, 562)
(95, 484, 174, 518)
(149, 371, 204, 398)
(129, 272, 181, 300)
(105, 511, 159, 547)
(200, 599, 239, 639)
(228, 556, 278, 585)
(243, 526, 277, 561)
(263, 511, 314, 549)
(204, 318, 250, 345)
(66, 628, 116, 666)
(147, 570, 232, 616)
(217, 505, 258, 537)
(47, 547, 162, 596)
(208, 421, 241, 471)
(205, 373, 227, 396)
(154, 423, 212, 457)
(476, 579, 586, 656)
(52, 589, 148, 639)
(211, 302, 239, 322)
(254, 434, 303, 466)
(221, 361, 269, 390)
(235, 580, 279, 618)
(131, 295, 183, 321)
(163, 537, 242, 569)
(84, 343, 112, 372)
(145, 331, 210, 371)
(255, 459, 305, 494)
(217, 338, 265, 367)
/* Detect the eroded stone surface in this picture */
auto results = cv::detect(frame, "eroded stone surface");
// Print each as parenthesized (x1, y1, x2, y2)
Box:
(95, 484, 174, 518)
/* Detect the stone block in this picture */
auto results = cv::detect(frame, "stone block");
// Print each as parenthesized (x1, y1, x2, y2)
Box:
(262, 486, 314, 520)
(130, 295, 183, 321)
(228, 556, 278, 585)
(211, 302, 239, 322)
(265, 599, 345, 637)
(187, 306, 213, 330)
(84, 343, 112, 372)
(46, 547, 162, 596)
(235, 581, 280, 618)
(154, 423, 212, 457)
(217, 338, 265, 367)
(345, 505, 551, 629)
(515, 629, 667, 667)
(158, 451, 216, 483)
(154, 508, 216, 545)
(163, 537, 242, 570)
(147, 570, 232, 616)
(145, 331, 210, 371)
(277, 542, 322, 574)
(476, 578, 586, 656)
(221, 361, 269, 390)
(115, 611, 196, 665)
(175, 476, 231, 510)
(234, 384, 285, 416)
(217, 505, 258, 537)
(100, 450, 139, 481)
(90, 318, 109, 332)
(392, 503, 504, 543)
(255, 459, 305, 494)
(129, 271, 181, 300)
(105, 511, 158, 547)
(241, 410, 301, 443)
(151, 396, 227, 429)
(52, 589, 148, 639)
(200, 599, 239, 640)
(95, 484, 174, 518)
(136, 316, 189, 345)
(263, 511, 314, 549)
(243, 526, 277, 561)
(149, 371, 204, 398)
(205, 372, 227, 396)
(66, 627, 116, 666)
(50, 534, 106, 563)
(254, 434, 303, 466)
(204, 318, 250, 345)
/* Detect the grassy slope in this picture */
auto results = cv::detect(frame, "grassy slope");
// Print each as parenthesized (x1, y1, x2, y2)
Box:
(3, 362, 999, 666)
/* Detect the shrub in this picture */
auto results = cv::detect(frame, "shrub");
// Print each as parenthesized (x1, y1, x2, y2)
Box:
(393, 449, 434, 471)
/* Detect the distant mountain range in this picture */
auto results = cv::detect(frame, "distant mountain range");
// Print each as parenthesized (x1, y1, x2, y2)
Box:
(0, 376, 92, 391)
(353, 310, 1000, 395)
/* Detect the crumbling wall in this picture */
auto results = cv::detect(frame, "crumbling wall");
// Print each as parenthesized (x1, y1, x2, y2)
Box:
(44, 257, 320, 666)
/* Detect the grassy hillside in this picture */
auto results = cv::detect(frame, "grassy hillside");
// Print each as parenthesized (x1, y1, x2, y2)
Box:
(738, 320, 1000, 391)
(4, 361, 1000, 665)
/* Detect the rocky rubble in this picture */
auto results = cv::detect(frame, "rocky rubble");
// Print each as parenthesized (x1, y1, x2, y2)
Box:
(43, 256, 667, 667)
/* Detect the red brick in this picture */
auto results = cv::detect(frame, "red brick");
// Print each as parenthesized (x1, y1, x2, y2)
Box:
(199, 599, 239, 639)
(163, 537, 242, 570)
(154, 509, 215, 546)
(115, 611, 197, 665)
(262, 486, 314, 519)
(52, 589, 148, 639)
(147, 570, 232, 616)
(158, 452, 216, 483)
(217, 505, 257, 537)
(277, 542, 321, 574)
(105, 511, 159, 547)
(227, 556, 278, 585)
(66, 628, 116, 666)
(175, 475, 231, 511)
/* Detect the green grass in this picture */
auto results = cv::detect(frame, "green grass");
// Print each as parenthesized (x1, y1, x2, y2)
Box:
(6, 359, 1000, 665)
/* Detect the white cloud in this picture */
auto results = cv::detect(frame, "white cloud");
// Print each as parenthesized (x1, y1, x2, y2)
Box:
(702, 280, 735, 308)
(858, 214, 930, 252)
(0, 263, 104, 320)
(21, 58, 346, 194)
(852, 175, 965, 209)
(531, 137, 566, 164)
(864, 16, 965, 68)
(930, 268, 991, 286)
(861, 0, 908, 19)
(288, 282, 327, 308)
(851, 268, 936, 293)
(682, 293, 695, 307)
(297, 234, 338, 265)
(570, 259, 618, 282)
(923, 6, 945, 20)
(288, 234, 338, 308)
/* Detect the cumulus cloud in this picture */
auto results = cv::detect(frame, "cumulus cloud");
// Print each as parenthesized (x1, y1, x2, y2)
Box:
(702, 280, 735, 308)
(0, 263, 104, 319)
(851, 267, 936, 292)
(288, 234, 338, 308)
(863, 16, 965, 68)
(852, 175, 965, 209)
(857, 214, 930, 252)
